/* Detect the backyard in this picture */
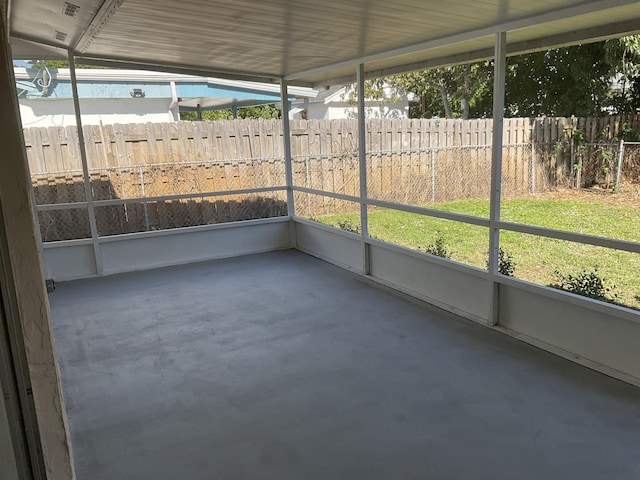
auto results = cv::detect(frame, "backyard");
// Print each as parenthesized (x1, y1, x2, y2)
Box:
(313, 188, 640, 310)
(24, 118, 640, 309)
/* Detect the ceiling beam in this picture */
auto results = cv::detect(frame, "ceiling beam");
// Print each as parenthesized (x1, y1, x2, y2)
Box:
(74, 55, 286, 85)
(73, 0, 124, 52)
(313, 49, 496, 88)
(506, 18, 640, 56)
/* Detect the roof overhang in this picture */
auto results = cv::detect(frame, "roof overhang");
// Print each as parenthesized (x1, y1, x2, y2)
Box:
(8, 0, 640, 88)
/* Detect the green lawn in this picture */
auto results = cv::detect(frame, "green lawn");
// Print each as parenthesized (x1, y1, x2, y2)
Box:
(311, 198, 640, 310)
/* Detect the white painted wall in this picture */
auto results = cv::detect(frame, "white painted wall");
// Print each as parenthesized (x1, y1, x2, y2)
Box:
(42, 219, 292, 281)
(292, 222, 640, 387)
(295, 220, 363, 272)
(19, 97, 176, 127)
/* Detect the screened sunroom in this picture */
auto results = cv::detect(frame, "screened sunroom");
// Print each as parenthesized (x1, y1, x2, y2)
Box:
(1, 1, 640, 479)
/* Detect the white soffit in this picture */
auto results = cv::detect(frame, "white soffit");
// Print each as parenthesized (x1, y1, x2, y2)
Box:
(8, 0, 640, 87)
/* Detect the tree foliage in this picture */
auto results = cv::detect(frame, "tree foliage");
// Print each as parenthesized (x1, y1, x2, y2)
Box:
(505, 43, 614, 117)
(383, 36, 640, 119)
(180, 104, 281, 121)
(389, 62, 493, 119)
(30, 60, 105, 69)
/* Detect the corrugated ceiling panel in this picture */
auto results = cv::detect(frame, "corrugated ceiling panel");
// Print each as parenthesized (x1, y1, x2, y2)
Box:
(10, 0, 103, 48)
(74, 0, 586, 76)
(8, 0, 640, 85)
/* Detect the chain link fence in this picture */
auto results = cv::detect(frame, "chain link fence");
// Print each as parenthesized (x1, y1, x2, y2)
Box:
(33, 158, 286, 204)
(564, 140, 640, 191)
(292, 153, 360, 197)
(620, 142, 640, 185)
(38, 208, 92, 242)
(94, 192, 288, 237)
(32, 140, 640, 242)
(366, 144, 537, 206)
(32, 172, 87, 204)
(33, 157, 287, 241)
(572, 143, 620, 189)
(293, 144, 540, 215)
(294, 191, 360, 220)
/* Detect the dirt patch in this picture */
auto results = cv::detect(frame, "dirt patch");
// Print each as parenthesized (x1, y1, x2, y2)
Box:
(516, 184, 640, 207)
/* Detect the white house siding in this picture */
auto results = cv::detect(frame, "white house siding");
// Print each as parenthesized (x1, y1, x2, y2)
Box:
(19, 98, 176, 127)
(290, 100, 410, 120)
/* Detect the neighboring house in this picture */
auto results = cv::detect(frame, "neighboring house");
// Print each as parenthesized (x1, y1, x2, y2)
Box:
(14, 67, 317, 127)
(290, 85, 417, 120)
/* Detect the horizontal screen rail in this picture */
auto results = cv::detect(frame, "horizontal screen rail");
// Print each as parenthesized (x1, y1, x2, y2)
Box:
(292, 186, 361, 203)
(498, 221, 640, 254)
(366, 198, 491, 228)
(36, 186, 287, 210)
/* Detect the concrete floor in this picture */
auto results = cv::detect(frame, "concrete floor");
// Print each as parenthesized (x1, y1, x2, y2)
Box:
(50, 250, 640, 480)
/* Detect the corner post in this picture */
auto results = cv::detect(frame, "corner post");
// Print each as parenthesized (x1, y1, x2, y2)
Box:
(357, 64, 370, 274)
(280, 78, 296, 246)
(68, 50, 103, 274)
(488, 32, 507, 326)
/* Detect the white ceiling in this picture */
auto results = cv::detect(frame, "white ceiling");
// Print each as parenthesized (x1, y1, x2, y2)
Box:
(8, 0, 640, 86)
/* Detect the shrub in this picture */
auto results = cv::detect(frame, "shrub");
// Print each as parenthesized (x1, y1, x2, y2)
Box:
(497, 248, 516, 276)
(422, 235, 451, 259)
(337, 219, 360, 234)
(487, 248, 516, 276)
(549, 267, 618, 303)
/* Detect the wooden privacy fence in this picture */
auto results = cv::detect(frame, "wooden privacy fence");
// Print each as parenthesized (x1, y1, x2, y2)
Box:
(25, 114, 640, 172)
(24, 115, 640, 237)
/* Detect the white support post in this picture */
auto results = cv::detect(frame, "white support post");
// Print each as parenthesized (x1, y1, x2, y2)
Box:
(68, 50, 103, 274)
(357, 63, 370, 275)
(280, 79, 296, 247)
(488, 32, 507, 326)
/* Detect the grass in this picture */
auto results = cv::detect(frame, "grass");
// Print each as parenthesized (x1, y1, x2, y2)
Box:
(310, 198, 640, 310)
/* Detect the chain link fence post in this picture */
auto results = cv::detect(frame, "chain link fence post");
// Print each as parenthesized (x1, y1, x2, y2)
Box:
(570, 137, 575, 188)
(531, 139, 536, 194)
(615, 139, 624, 192)
(430, 147, 436, 203)
(139, 165, 150, 231)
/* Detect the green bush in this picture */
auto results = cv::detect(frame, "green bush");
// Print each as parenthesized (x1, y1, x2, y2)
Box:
(337, 219, 361, 234)
(549, 267, 618, 303)
(486, 248, 516, 276)
(422, 235, 451, 259)
(497, 248, 516, 276)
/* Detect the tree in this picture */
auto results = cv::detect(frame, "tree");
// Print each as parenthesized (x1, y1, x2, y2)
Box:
(342, 78, 408, 118)
(29, 60, 105, 69)
(603, 35, 640, 113)
(387, 62, 493, 119)
(504, 43, 613, 117)
(387, 35, 640, 119)
(180, 104, 281, 121)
